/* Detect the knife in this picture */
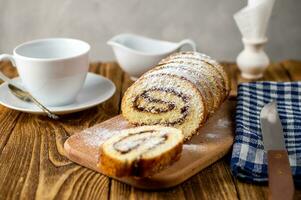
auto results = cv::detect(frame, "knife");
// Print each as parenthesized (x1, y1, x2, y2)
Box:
(260, 101, 294, 200)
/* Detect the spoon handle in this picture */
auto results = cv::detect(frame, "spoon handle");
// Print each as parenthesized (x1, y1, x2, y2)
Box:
(28, 95, 60, 120)
(7, 83, 60, 120)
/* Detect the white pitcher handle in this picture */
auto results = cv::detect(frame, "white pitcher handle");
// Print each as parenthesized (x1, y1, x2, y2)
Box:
(0, 54, 19, 86)
(178, 39, 197, 51)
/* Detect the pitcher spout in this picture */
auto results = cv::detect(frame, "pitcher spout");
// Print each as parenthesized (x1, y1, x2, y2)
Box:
(107, 37, 121, 47)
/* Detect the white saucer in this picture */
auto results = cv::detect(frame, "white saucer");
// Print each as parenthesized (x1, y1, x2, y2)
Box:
(0, 73, 116, 115)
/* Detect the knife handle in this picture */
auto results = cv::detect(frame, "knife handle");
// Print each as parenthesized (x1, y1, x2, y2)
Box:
(267, 150, 294, 200)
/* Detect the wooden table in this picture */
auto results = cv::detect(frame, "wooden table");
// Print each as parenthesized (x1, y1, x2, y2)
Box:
(0, 60, 300, 200)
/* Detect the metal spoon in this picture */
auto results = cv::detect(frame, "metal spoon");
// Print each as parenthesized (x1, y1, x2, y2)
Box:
(8, 84, 60, 120)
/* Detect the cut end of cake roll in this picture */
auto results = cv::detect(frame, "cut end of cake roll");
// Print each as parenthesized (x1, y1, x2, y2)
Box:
(122, 73, 207, 140)
(99, 126, 183, 177)
(121, 51, 230, 140)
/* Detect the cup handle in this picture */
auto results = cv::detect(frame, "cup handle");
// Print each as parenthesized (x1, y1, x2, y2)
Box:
(178, 39, 197, 51)
(0, 54, 19, 86)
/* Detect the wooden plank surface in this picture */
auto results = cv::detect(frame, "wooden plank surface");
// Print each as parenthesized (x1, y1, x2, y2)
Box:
(0, 60, 300, 199)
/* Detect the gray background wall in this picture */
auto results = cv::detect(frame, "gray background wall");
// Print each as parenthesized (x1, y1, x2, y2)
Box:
(0, 0, 300, 62)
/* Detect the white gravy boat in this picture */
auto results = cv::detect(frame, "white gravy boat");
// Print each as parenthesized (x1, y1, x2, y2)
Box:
(107, 34, 196, 80)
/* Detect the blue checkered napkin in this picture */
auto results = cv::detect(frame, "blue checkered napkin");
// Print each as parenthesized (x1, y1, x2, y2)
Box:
(230, 81, 301, 184)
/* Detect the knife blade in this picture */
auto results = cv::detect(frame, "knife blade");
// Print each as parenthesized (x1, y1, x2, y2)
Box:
(260, 101, 286, 151)
(260, 101, 294, 200)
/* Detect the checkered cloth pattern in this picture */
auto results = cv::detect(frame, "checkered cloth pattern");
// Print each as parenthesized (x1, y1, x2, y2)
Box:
(230, 81, 301, 184)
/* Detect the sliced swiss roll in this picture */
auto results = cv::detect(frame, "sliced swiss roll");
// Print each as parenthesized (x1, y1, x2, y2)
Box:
(121, 51, 229, 140)
(99, 126, 183, 177)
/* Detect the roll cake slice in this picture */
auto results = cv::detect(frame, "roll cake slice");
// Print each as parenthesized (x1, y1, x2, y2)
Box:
(99, 126, 183, 177)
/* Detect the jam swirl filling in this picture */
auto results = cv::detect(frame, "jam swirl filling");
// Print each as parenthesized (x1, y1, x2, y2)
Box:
(133, 88, 190, 126)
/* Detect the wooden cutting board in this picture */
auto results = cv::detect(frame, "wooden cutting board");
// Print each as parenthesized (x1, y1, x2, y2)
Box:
(64, 101, 235, 190)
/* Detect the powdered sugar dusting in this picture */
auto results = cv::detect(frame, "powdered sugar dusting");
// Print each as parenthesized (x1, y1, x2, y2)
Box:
(114, 119, 128, 128)
(183, 144, 207, 152)
(82, 128, 116, 147)
(159, 63, 222, 100)
(114, 132, 167, 154)
(144, 132, 167, 148)
(81, 118, 131, 148)
(160, 51, 213, 65)
(137, 74, 196, 98)
(164, 52, 229, 89)
(217, 118, 231, 128)
(145, 66, 203, 93)
(162, 51, 226, 76)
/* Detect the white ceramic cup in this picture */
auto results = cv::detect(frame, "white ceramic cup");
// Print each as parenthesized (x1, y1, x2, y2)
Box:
(0, 38, 90, 106)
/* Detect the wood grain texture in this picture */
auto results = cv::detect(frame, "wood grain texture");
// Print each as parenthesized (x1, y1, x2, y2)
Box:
(0, 60, 300, 199)
(281, 60, 301, 81)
